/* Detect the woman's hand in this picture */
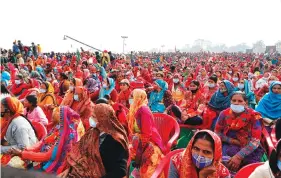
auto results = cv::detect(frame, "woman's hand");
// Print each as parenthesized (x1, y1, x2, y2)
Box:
(8, 148, 22, 156)
(199, 165, 216, 178)
(227, 155, 242, 172)
(231, 139, 241, 146)
(57, 168, 70, 178)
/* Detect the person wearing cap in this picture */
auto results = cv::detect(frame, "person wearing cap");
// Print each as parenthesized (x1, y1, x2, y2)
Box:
(117, 79, 131, 108)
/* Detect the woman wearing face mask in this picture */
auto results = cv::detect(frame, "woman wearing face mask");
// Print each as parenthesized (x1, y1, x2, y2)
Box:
(8, 106, 84, 173)
(45, 72, 59, 94)
(24, 95, 48, 126)
(169, 130, 230, 178)
(37, 82, 57, 109)
(255, 76, 278, 102)
(59, 104, 129, 178)
(204, 80, 234, 130)
(236, 79, 256, 109)
(256, 81, 281, 133)
(180, 80, 205, 126)
(99, 77, 118, 102)
(66, 86, 94, 130)
(170, 74, 186, 107)
(60, 78, 83, 106)
(249, 139, 281, 178)
(231, 73, 240, 87)
(203, 75, 218, 103)
(215, 92, 264, 173)
(1, 97, 37, 165)
(117, 79, 131, 108)
(196, 68, 208, 85)
(255, 72, 271, 90)
(8, 74, 31, 97)
(128, 89, 164, 178)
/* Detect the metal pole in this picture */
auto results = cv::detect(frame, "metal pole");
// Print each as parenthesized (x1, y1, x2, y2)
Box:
(121, 36, 128, 54)
(64, 35, 102, 52)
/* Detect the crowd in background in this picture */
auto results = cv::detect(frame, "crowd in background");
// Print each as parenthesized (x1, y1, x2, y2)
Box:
(1, 40, 281, 178)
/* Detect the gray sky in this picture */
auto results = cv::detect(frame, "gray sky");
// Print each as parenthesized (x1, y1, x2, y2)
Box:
(1, 0, 281, 52)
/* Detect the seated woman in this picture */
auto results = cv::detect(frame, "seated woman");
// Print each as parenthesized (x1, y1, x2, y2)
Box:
(99, 77, 118, 102)
(128, 89, 164, 177)
(255, 76, 278, 102)
(59, 104, 129, 178)
(9, 106, 83, 174)
(24, 95, 48, 126)
(170, 74, 186, 107)
(203, 75, 219, 103)
(37, 82, 57, 108)
(181, 80, 206, 126)
(256, 81, 281, 132)
(249, 140, 281, 178)
(204, 80, 234, 130)
(60, 78, 83, 106)
(57, 72, 70, 97)
(236, 79, 256, 109)
(8, 74, 31, 97)
(148, 79, 168, 113)
(215, 92, 264, 172)
(1, 97, 37, 165)
(64, 86, 94, 130)
(45, 72, 59, 95)
(84, 77, 100, 96)
(169, 130, 230, 178)
(117, 79, 131, 108)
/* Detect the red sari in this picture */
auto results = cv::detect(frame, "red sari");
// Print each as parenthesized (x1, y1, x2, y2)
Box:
(171, 130, 230, 178)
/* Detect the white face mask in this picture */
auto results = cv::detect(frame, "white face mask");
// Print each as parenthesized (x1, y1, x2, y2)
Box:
(69, 85, 74, 91)
(73, 94, 79, 101)
(230, 104, 245, 113)
(103, 84, 108, 88)
(15, 80, 21, 85)
(228, 71, 233, 74)
(46, 77, 52, 82)
(89, 116, 97, 128)
(39, 89, 46, 93)
(208, 83, 215, 88)
(238, 83, 244, 89)
(129, 98, 134, 105)
(173, 78, 179, 83)
(233, 77, 239, 82)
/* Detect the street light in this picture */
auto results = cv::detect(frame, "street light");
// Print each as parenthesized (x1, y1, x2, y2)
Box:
(121, 36, 128, 54)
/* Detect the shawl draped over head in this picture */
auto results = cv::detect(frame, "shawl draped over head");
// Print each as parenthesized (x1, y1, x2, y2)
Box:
(35, 66, 46, 81)
(43, 106, 81, 174)
(85, 78, 100, 93)
(243, 79, 256, 105)
(208, 80, 234, 111)
(172, 130, 230, 178)
(256, 81, 281, 120)
(1, 97, 24, 139)
(128, 89, 148, 134)
(99, 78, 115, 99)
(1, 71, 11, 86)
(66, 104, 128, 177)
(149, 79, 168, 113)
(60, 78, 82, 106)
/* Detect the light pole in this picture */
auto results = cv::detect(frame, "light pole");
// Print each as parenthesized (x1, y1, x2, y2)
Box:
(161, 45, 165, 52)
(121, 36, 128, 54)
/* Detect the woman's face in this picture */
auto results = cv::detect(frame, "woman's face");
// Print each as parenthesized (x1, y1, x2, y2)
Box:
(219, 82, 227, 92)
(192, 138, 214, 160)
(231, 94, 246, 106)
(40, 84, 47, 90)
(272, 84, 281, 94)
(208, 79, 215, 85)
(189, 83, 198, 91)
(120, 83, 129, 91)
(23, 99, 31, 108)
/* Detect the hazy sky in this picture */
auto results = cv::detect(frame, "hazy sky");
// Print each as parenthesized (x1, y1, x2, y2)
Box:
(1, 0, 281, 52)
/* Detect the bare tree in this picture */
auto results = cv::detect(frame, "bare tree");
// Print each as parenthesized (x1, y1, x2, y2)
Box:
(253, 40, 266, 53)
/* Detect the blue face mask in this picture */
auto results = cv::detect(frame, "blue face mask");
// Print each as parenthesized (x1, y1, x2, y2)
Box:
(238, 83, 244, 89)
(89, 117, 97, 128)
(192, 153, 213, 169)
(230, 104, 245, 113)
(277, 160, 281, 171)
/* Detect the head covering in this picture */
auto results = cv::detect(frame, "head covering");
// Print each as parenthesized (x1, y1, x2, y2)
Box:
(1, 71, 11, 86)
(256, 81, 281, 119)
(66, 104, 128, 177)
(173, 130, 229, 178)
(85, 78, 100, 93)
(43, 106, 81, 174)
(30, 71, 42, 80)
(128, 89, 148, 134)
(99, 78, 115, 99)
(1, 97, 24, 139)
(120, 79, 130, 86)
(73, 78, 83, 87)
(44, 82, 55, 93)
(208, 80, 234, 111)
(149, 79, 168, 112)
